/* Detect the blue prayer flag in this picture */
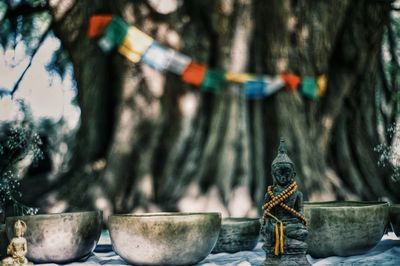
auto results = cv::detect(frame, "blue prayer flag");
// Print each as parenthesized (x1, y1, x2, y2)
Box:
(142, 43, 174, 71)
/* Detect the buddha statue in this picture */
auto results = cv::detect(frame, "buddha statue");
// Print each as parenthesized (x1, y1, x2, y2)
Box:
(261, 139, 309, 266)
(1, 220, 32, 266)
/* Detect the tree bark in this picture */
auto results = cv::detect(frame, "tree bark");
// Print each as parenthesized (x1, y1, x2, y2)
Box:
(29, 0, 399, 218)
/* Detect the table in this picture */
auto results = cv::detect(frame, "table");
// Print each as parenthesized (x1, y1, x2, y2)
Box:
(40, 232, 400, 265)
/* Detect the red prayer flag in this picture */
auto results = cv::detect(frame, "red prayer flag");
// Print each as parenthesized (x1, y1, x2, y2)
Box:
(281, 73, 301, 91)
(88, 15, 113, 38)
(181, 63, 207, 86)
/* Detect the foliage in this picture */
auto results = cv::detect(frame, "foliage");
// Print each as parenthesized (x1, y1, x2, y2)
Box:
(374, 123, 400, 182)
(0, 100, 40, 216)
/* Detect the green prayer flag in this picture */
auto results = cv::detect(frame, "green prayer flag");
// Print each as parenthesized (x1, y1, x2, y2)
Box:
(201, 69, 225, 92)
(98, 16, 128, 52)
(300, 77, 317, 99)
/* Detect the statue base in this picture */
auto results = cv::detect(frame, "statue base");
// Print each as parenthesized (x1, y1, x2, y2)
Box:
(263, 254, 310, 266)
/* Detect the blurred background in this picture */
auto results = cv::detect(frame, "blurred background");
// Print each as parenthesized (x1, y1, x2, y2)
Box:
(0, 0, 399, 221)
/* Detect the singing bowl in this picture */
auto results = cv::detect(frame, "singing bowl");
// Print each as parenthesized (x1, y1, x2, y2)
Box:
(304, 201, 389, 258)
(212, 217, 260, 253)
(389, 204, 400, 237)
(6, 211, 102, 263)
(108, 212, 221, 265)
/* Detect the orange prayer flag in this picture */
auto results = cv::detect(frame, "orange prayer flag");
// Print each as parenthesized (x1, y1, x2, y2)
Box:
(181, 63, 207, 86)
(88, 15, 113, 38)
(280, 73, 301, 91)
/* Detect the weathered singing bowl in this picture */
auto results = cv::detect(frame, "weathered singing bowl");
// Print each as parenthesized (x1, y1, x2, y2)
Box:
(304, 201, 389, 258)
(212, 217, 260, 253)
(389, 204, 400, 237)
(6, 211, 102, 263)
(108, 212, 221, 265)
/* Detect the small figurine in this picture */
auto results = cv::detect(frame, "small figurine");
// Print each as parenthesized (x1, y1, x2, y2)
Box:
(1, 220, 32, 266)
(261, 139, 309, 266)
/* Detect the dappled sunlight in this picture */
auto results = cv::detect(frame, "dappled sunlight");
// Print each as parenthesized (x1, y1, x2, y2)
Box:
(0, 97, 16, 120)
(95, 197, 112, 221)
(138, 174, 154, 199)
(277, 58, 288, 73)
(178, 184, 231, 217)
(179, 92, 198, 118)
(287, 16, 296, 31)
(148, 0, 180, 15)
(49, 0, 76, 21)
(227, 185, 257, 217)
(142, 64, 165, 98)
(113, 107, 136, 154)
(44, 192, 68, 214)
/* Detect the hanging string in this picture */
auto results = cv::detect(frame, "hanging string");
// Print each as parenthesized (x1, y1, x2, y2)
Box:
(88, 14, 327, 100)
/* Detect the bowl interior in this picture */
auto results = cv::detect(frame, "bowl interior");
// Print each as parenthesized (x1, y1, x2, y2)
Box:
(111, 212, 221, 218)
(222, 217, 259, 224)
(7, 210, 101, 221)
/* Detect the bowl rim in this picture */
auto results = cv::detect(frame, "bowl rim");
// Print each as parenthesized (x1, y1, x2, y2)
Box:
(222, 217, 260, 223)
(5, 210, 102, 221)
(304, 201, 389, 209)
(109, 212, 221, 218)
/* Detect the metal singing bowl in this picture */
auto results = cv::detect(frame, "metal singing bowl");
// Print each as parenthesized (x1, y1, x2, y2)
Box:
(108, 212, 221, 265)
(6, 211, 102, 263)
(304, 201, 389, 258)
(212, 217, 260, 253)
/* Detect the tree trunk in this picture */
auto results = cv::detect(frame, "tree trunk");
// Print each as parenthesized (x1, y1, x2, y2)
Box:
(31, 0, 399, 218)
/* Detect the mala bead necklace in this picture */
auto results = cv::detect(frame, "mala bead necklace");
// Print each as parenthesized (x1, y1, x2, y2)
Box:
(262, 181, 307, 225)
(261, 181, 307, 256)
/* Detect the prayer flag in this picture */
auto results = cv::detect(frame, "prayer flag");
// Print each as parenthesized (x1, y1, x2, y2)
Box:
(202, 69, 225, 92)
(281, 73, 300, 91)
(244, 76, 284, 99)
(98, 16, 128, 52)
(181, 63, 207, 86)
(300, 77, 318, 99)
(264, 76, 285, 95)
(142, 43, 174, 71)
(117, 26, 153, 62)
(317, 74, 327, 97)
(87, 15, 112, 38)
(167, 52, 191, 75)
(244, 80, 265, 99)
(118, 44, 142, 63)
(225, 72, 255, 83)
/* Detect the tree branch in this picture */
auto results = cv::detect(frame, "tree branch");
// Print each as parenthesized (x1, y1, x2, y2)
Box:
(11, 26, 52, 97)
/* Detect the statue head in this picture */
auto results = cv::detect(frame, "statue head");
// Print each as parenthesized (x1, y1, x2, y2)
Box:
(14, 219, 27, 237)
(271, 139, 295, 186)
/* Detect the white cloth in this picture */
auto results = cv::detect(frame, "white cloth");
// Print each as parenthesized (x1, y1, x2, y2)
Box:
(38, 232, 400, 266)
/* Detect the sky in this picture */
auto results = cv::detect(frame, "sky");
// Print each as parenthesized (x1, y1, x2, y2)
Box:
(0, 33, 79, 129)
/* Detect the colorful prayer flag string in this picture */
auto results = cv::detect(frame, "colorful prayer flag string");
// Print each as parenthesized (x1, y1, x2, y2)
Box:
(88, 15, 327, 100)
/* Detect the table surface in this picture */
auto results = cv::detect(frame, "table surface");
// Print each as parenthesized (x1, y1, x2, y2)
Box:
(38, 232, 400, 266)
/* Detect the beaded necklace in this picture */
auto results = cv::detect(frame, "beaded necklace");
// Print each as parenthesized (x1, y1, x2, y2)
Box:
(261, 180, 307, 256)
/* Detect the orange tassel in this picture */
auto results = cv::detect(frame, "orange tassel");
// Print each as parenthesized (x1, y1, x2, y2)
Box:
(280, 222, 284, 254)
(274, 223, 279, 256)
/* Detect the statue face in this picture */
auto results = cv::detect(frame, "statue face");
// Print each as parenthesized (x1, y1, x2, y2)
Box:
(15, 226, 23, 237)
(272, 163, 295, 186)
